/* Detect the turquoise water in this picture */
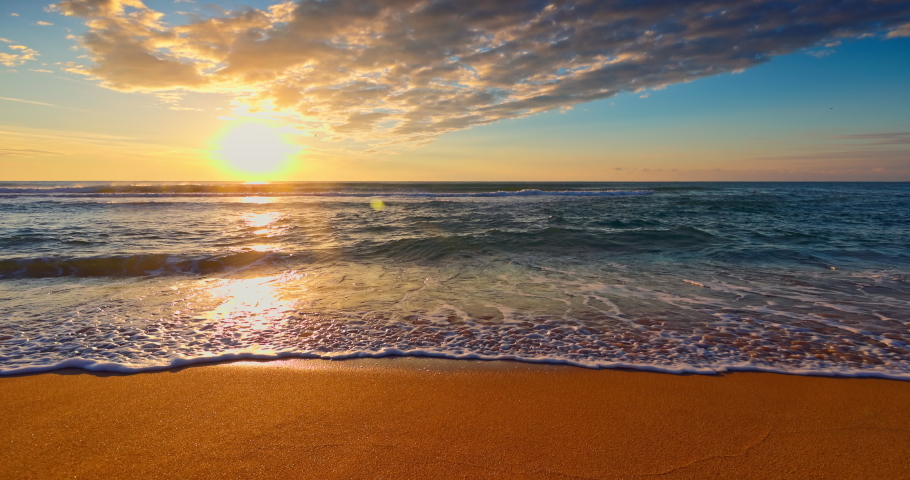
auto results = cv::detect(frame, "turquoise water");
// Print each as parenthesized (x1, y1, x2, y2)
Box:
(1, 182, 908, 377)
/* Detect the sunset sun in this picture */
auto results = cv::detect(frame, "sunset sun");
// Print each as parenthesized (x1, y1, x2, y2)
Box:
(212, 121, 299, 179)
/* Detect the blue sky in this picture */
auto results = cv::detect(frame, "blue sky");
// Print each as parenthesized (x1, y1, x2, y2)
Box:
(1, 0, 908, 180)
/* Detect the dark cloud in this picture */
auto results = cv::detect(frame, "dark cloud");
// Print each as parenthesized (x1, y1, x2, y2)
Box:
(54, 0, 910, 149)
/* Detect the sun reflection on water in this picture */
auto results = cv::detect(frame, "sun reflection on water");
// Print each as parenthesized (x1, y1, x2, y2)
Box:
(240, 196, 277, 204)
(203, 275, 298, 330)
(248, 244, 279, 252)
(242, 211, 285, 237)
(244, 212, 280, 228)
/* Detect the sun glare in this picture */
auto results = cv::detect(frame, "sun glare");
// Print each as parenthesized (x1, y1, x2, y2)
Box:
(212, 121, 300, 179)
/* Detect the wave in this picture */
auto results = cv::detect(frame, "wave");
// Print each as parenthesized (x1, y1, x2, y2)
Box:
(358, 226, 723, 261)
(648, 185, 717, 192)
(0, 183, 652, 198)
(0, 251, 281, 278)
(0, 226, 724, 277)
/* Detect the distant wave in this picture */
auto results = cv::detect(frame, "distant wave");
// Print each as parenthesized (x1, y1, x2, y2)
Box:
(0, 184, 652, 197)
(0, 251, 282, 278)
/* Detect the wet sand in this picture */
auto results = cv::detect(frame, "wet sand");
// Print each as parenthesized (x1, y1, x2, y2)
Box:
(2, 358, 909, 479)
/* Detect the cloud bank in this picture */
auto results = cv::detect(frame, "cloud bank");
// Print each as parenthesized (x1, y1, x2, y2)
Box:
(53, 0, 910, 149)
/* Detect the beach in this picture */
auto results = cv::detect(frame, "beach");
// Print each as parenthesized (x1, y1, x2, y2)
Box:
(3, 358, 910, 479)
(4, 0, 909, 475)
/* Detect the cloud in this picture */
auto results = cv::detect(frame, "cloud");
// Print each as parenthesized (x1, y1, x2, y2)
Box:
(36, 21, 55, 26)
(834, 132, 910, 146)
(0, 126, 137, 144)
(11, 13, 20, 17)
(0, 148, 65, 157)
(0, 96, 58, 107)
(0, 42, 39, 67)
(807, 49, 835, 58)
(153, 91, 203, 110)
(0, 96, 93, 112)
(742, 132, 910, 173)
(52, 0, 910, 151)
(751, 149, 910, 165)
(887, 22, 910, 38)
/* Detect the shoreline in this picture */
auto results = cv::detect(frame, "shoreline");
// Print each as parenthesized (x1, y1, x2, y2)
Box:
(5, 351, 910, 381)
(3, 358, 910, 479)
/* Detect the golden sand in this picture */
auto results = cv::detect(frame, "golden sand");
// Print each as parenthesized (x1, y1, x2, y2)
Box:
(2, 358, 909, 479)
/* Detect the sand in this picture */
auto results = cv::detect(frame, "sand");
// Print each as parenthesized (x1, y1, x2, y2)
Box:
(2, 358, 910, 479)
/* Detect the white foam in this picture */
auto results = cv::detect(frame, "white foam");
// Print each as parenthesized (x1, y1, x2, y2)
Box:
(2, 255, 909, 380)
(4, 348, 910, 381)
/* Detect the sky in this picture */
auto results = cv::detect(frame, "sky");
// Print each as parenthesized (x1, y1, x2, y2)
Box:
(0, 0, 909, 181)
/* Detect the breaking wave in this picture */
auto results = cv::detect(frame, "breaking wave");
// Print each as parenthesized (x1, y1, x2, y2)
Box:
(0, 252, 283, 278)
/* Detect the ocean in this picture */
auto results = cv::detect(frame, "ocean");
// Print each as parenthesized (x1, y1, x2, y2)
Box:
(0, 182, 908, 378)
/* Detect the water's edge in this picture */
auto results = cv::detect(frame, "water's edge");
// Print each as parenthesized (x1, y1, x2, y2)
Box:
(4, 350, 910, 380)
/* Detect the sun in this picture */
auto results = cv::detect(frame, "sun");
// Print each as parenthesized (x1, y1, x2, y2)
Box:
(212, 120, 300, 179)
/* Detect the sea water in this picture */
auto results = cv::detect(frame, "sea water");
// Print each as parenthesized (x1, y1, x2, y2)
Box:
(0, 182, 908, 378)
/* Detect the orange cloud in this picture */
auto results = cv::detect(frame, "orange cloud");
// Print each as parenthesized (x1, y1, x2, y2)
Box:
(0, 41, 39, 67)
(52, 0, 910, 151)
(886, 22, 910, 38)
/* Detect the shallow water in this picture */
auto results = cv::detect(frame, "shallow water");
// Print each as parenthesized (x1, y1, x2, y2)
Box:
(1, 182, 908, 377)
